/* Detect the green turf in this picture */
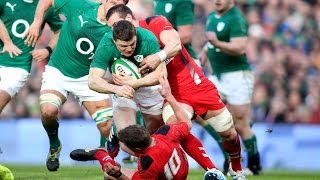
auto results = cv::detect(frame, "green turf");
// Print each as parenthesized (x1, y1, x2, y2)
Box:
(2, 165, 320, 180)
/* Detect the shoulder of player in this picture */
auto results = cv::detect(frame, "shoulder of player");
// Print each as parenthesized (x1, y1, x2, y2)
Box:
(136, 27, 157, 40)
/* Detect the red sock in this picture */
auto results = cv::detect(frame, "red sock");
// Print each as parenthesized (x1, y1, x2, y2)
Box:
(180, 132, 216, 170)
(222, 134, 242, 171)
(94, 150, 116, 171)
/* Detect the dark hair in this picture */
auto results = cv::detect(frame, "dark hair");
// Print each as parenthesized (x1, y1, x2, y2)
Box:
(112, 20, 136, 41)
(118, 124, 152, 150)
(106, 4, 134, 20)
(123, 0, 129, 5)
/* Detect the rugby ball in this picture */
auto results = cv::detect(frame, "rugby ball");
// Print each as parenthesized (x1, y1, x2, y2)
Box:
(111, 58, 141, 79)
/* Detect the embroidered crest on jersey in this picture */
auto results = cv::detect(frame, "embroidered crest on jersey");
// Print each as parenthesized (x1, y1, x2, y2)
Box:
(217, 22, 225, 32)
(165, 3, 172, 13)
(134, 55, 143, 62)
(6, 2, 16, 12)
(78, 15, 88, 27)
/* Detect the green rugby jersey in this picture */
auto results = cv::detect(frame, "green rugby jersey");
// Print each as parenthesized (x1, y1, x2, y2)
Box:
(153, 0, 197, 59)
(205, 6, 251, 77)
(0, 0, 62, 72)
(48, 0, 112, 78)
(91, 27, 160, 71)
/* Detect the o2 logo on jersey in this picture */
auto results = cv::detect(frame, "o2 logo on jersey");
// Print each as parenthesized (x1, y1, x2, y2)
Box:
(76, 38, 95, 59)
(11, 19, 30, 38)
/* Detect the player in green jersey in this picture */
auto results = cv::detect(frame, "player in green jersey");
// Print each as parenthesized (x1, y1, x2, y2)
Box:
(200, 0, 261, 176)
(0, 0, 62, 115)
(89, 20, 165, 153)
(24, 0, 128, 172)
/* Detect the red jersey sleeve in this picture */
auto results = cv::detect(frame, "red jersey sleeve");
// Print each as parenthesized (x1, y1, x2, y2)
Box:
(139, 16, 174, 46)
(167, 122, 189, 141)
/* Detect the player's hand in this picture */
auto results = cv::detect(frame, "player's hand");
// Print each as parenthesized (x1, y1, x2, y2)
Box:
(158, 74, 172, 99)
(104, 162, 122, 179)
(206, 31, 219, 46)
(31, 48, 50, 63)
(112, 72, 136, 87)
(24, 22, 41, 47)
(139, 54, 161, 74)
(115, 85, 135, 99)
(0, 42, 22, 58)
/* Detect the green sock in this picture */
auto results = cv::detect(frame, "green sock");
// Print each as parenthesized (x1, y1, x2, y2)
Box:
(243, 134, 259, 157)
(42, 118, 60, 148)
(136, 111, 146, 127)
(203, 124, 229, 159)
(100, 134, 107, 147)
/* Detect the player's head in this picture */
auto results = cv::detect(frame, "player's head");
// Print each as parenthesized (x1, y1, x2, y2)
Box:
(103, 0, 129, 13)
(118, 124, 152, 152)
(112, 20, 137, 57)
(106, 4, 135, 27)
(213, 0, 234, 14)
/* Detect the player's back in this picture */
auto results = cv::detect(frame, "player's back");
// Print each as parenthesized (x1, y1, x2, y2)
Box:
(134, 124, 189, 179)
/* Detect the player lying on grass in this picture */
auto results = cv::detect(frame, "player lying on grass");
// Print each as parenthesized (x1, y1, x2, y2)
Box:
(73, 75, 226, 180)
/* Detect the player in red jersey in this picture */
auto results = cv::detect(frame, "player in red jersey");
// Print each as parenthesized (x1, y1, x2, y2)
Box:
(94, 74, 225, 180)
(108, 5, 245, 179)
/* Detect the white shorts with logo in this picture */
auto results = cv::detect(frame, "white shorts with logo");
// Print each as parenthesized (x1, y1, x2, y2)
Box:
(112, 85, 163, 115)
(41, 65, 110, 103)
(0, 66, 29, 97)
(208, 70, 254, 105)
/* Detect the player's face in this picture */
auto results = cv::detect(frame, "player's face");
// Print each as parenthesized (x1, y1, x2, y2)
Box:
(214, 0, 233, 14)
(114, 36, 137, 57)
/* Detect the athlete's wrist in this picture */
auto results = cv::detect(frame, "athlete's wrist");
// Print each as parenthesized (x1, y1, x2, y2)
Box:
(155, 50, 167, 62)
(45, 46, 53, 55)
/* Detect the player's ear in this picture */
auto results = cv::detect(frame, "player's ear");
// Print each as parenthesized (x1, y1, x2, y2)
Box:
(125, 15, 133, 22)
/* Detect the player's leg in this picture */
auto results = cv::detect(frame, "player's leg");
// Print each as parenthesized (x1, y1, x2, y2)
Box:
(40, 66, 71, 171)
(224, 71, 261, 175)
(194, 116, 230, 174)
(0, 67, 29, 114)
(163, 102, 220, 171)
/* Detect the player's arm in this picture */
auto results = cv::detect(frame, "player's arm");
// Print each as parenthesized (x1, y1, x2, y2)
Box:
(198, 43, 209, 66)
(205, 16, 248, 56)
(159, 74, 192, 129)
(31, 29, 60, 63)
(88, 67, 134, 99)
(24, 0, 55, 47)
(140, 16, 182, 71)
(206, 32, 247, 56)
(0, 19, 22, 58)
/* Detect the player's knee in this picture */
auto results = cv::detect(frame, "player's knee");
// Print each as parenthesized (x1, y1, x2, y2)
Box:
(40, 93, 62, 109)
(162, 105, 193, 124)
(97, 120, 113, 137)
(92, 107, 113, 125)
(40, 93, 62, 119)
(206, 108, 234, 133)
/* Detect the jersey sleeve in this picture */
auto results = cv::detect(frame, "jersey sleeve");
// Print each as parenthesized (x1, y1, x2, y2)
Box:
(43, 8, 63, 32)
(53, 0, 78, 18)
(169, 122, 189, 141)
(230, 17, 248, 38)
(148, 16, 174, 38)
(175, 1, 194, 26)
(132, 156, 159, 179)
(91, 33, 118, 71)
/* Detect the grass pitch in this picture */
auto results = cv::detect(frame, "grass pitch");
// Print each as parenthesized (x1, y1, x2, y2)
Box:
(2, 164, 320, 180)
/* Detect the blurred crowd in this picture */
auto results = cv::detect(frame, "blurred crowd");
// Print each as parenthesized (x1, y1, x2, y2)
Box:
(1, 0, 320, 124)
